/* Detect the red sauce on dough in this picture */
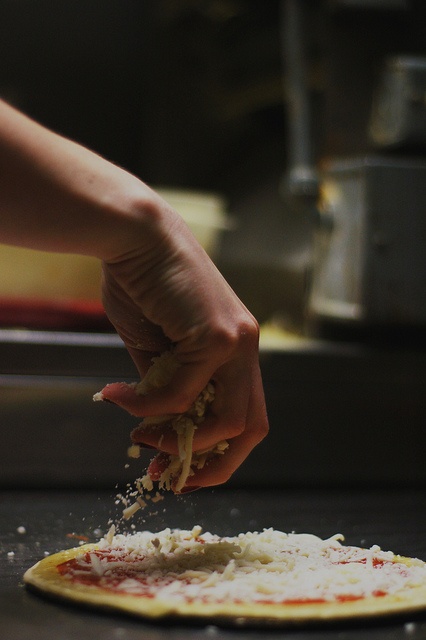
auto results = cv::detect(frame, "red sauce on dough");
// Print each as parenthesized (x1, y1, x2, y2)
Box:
(336, 557, 387, 568)
(57, 549, 393, 604)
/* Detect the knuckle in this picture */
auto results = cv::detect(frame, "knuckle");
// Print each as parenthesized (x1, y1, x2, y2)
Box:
(211, 314, 260, 356)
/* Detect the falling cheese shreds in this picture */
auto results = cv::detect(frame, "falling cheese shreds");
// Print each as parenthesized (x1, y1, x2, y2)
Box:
(122, 503, 139, 520)
(151, 492, 164, 504)
(104, 524, 116, 545)
(61, 527, 426, 605)
(116, 479, 165, 521)
(127, 445, 141, 459)
(122, 501, 143, 521)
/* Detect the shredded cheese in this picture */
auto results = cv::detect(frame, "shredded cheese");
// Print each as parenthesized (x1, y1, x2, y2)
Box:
(132, 352, 218, 495)
(115, 484, 164, 522)
(99, 351, 223, 520)
(127, 445, 141, 459)
(62, 527, 426, 605)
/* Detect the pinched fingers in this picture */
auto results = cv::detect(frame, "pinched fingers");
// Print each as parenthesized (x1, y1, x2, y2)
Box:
(185, 423, 266, 488)
(96, 359, 215, 419)
(184, 366, 268, 488)
(142, 377, 268, 491)
(133, 360, 268, 490)
(99, 386, 251, 460)
(95, 324, 268, 491)
(130, 413, 246, 456)
(96, 381, 146, 416)
(129, 364, 253, 453)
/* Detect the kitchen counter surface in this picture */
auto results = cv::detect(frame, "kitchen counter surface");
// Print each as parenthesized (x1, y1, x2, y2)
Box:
(1, 487, 426, 640)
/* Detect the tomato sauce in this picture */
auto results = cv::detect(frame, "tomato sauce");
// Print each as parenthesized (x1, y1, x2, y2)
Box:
(57, 549, 392, 605)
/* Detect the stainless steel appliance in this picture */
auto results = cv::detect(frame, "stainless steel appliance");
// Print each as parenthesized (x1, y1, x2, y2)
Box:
(308, 156, 426, 331)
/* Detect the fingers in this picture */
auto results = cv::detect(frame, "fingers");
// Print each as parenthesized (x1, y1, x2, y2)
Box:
(99, 354, 268, 491)
(98, 350, 247, 421)
(96, 360, 214, 419)
(105, 355, 254, 446)
(131, 414, 245, 455)
(185, 365, 269, 488)
(133, 362, 268, 491)
(134, 361, 216, 416)
(192, 403, 268, 487)
(185, 430, 263, 488)
(97, 382, 149, 417)
(140, 378, 268, 492)
(103, 378, 249, 452)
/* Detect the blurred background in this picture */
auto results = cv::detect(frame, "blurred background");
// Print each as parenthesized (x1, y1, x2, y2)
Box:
(0, 0, 425, 490)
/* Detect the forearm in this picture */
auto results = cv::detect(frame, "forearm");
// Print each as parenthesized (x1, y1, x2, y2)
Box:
(0, 99, 160, 260)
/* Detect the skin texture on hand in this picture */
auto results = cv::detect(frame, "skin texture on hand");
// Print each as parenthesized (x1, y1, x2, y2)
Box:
(100, 199, 269, 489)
(0, 98, 269, 490)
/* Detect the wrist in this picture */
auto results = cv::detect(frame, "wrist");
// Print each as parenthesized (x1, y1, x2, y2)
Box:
(98, 181, 181, 264)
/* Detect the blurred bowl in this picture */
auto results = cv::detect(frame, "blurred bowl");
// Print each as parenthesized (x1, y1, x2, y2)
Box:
(156, 188, 230, 258)
(0, 245, 101, 301)
(0, 188, 230, 328)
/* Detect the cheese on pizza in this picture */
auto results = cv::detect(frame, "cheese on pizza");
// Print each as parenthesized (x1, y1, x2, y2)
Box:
(24, 526, 426, 624)
(58, 527, 426, 603)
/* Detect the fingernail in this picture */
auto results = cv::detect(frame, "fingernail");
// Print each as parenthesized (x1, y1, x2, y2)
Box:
(178, 486, 201, 494)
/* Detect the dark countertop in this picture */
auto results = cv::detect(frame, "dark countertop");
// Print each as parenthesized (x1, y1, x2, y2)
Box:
(1, 488, 426, 640)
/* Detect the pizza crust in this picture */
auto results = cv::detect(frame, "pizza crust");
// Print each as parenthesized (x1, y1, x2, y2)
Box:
(24, 530, 426, 626)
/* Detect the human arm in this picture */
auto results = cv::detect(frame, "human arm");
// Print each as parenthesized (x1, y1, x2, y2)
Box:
(0, 99, 269, 489)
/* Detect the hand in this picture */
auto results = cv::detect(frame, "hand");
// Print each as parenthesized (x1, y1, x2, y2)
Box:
(99, 189, 269, 489)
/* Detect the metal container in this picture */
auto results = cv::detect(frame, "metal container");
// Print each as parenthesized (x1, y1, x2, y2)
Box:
(370, 56, 426, 149)
(307, 155, 426, 330)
